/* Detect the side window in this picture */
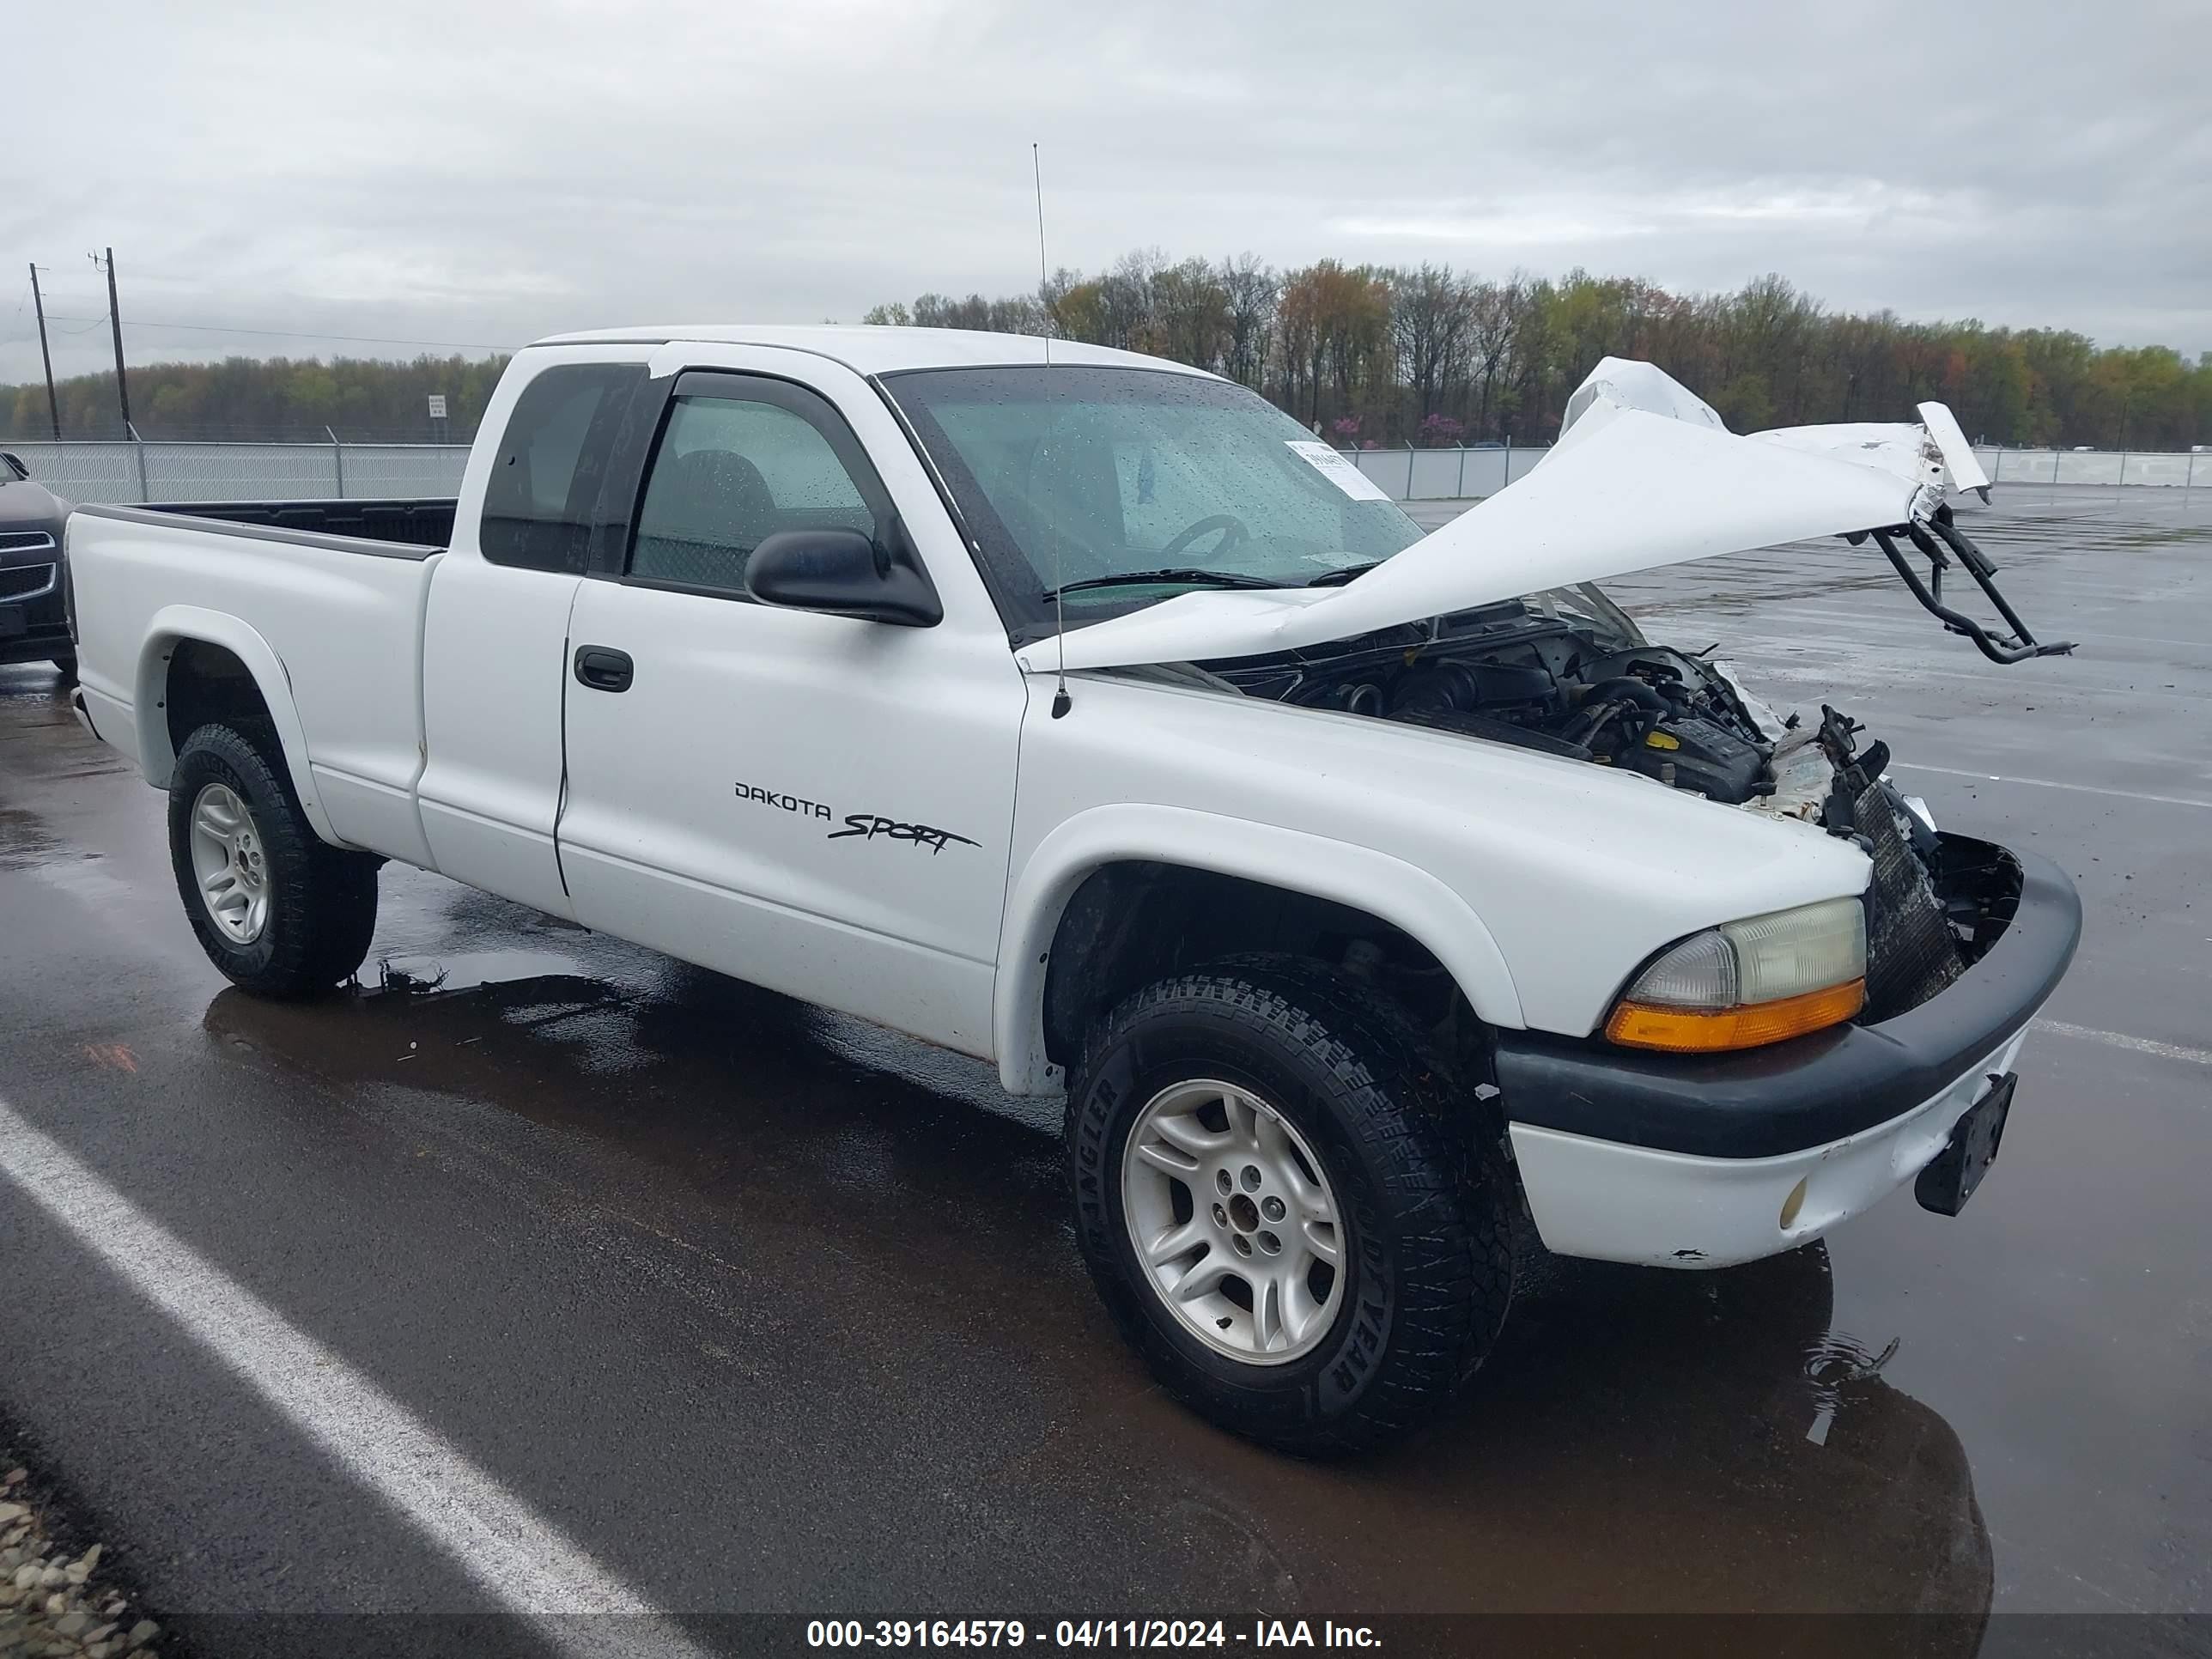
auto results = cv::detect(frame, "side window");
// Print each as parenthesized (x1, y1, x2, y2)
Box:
(629, 386, 880, 597)
(478, 362, 642, 572)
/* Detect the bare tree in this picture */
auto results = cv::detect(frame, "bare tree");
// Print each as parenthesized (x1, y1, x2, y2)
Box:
(1094, 247, 1167, 352)
(1153, 258, 1231, 373)
(1392, 264, 1474, 429)
(1467, 276, 1522, 440)
(1218, 253, 1279, 391)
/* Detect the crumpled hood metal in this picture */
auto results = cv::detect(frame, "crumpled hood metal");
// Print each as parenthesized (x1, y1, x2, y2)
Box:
(1020, 358, 1980, 676)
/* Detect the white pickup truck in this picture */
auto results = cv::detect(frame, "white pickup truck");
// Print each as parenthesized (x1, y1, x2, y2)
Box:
(66, 327, 2081, 1450)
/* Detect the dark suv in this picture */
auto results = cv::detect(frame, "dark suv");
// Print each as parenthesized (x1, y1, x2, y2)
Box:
(0, 452, 74, 675)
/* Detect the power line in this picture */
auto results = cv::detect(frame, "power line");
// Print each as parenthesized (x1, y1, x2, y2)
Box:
(41, 313, 517, 352)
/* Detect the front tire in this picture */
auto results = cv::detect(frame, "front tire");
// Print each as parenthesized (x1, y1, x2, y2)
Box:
(1066, 958, 1515, 1453)
(167, 723, 380, 997)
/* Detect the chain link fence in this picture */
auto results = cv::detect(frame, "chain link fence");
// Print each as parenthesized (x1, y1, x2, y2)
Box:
(1338, 441, 2205, 501)
(6, 435, 2201, 510)
(4, 440, 470, 505)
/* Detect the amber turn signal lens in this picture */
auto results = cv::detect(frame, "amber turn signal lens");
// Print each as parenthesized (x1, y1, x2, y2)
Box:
(1604, 979, 1866, 1054)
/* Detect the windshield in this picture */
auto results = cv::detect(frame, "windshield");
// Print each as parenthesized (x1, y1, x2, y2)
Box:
(885, 366, 1426, 635)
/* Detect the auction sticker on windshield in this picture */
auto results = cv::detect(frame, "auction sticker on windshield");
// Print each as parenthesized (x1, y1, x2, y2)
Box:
(1285, 440, 1393, 501)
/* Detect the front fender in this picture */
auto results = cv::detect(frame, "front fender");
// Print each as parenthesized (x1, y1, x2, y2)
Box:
(993, 802, 1525, 1097)
(136, 606, 339, 846)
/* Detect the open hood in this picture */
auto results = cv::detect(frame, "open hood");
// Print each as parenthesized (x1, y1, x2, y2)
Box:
(1021, 358, 2012, 676)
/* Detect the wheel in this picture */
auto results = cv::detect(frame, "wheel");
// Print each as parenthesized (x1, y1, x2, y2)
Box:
(1066, 957, 1515, 1453)
(166, 723, 380, 997)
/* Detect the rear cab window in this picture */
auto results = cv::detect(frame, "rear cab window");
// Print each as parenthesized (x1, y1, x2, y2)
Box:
(478, 362, 647, 573)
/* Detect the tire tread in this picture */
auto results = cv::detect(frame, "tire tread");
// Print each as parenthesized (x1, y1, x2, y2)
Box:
(1068, 953, 1514, 1453)
(167, 723, 379, 997)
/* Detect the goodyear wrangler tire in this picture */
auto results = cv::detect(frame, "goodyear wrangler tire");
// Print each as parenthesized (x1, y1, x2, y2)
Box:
(167, 723, 380, 997)
(1066, 957, 1515, 1453)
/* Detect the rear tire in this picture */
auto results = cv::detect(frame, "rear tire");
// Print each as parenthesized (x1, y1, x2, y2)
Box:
(1066, 957, 1515, 1453)
(167, 723, 380, 997)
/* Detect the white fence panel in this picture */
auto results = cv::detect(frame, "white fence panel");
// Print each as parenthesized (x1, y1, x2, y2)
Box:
(142, 444, 341, 502)
(1343, 443, 2204, 502)
(8, 442, 142, 503)
(335, 445, 471, 498)
(1343, 446, 1537, 501)
(1408, 449, 1462, 499)
(1980, 449, 2203, 488)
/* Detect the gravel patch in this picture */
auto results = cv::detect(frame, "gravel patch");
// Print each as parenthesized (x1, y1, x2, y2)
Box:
(0, 1464, 161, 1659)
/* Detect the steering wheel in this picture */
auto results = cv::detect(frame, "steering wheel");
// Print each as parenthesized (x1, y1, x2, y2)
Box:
(1158, 513, 1252, 562)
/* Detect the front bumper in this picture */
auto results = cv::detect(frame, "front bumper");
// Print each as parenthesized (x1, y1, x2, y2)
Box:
(1, 537, 70, 665)
(1494, 836, 2081, 1267)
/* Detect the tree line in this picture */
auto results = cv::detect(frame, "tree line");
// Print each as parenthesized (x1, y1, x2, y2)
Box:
(3, 355, 507, 442)
(865, 254, 2211, 452)
(9, 262, 2207, 450)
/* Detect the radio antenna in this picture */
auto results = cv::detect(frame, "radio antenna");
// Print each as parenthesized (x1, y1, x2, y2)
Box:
(1036, 141, 1072, 718)
(1032, 143, 1053, 368)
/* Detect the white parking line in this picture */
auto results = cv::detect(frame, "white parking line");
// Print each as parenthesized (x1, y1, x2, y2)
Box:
(0, 1097, 713, 1659)
(2032, 1019, 2212, 1071)
(1888, 761, 2212, 812)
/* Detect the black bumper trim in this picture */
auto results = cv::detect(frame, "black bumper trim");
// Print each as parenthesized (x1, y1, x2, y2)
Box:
(1492, 836, 2081, 1160)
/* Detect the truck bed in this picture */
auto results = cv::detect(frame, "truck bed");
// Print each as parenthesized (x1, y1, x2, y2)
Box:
(134, 496, 457, 551)
(68, 499, 449, 866)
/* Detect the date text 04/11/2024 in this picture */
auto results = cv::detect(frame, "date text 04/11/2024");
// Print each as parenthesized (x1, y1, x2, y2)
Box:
(803, 1620, 1382, 1649)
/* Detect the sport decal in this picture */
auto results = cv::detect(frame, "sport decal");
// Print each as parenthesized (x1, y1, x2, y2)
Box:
(735, 781, 977, 855)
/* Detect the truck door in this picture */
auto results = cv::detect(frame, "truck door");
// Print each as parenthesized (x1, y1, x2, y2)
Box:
(556, 364, 1025, 1056)
(416, 352, 648, 918)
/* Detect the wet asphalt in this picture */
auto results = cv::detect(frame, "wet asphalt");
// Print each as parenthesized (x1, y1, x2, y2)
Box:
(0, 484, 2207, 1654)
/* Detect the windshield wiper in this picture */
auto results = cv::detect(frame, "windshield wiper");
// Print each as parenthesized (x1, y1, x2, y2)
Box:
(1304, 561, 1382, 586)
(1040, 568, 1288, 601)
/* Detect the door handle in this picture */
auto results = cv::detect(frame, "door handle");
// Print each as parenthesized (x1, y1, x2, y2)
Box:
(573, 645, 634, 693)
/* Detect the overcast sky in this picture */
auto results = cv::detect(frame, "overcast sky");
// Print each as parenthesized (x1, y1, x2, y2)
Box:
(6, 0, 2208, 385)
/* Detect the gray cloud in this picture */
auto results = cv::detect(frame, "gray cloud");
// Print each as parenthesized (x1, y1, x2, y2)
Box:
(5, 0, 2206, 382)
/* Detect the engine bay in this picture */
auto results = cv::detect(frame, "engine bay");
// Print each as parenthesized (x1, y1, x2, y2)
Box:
(1194, 589, 2002, 1021)
(1204, 587, 1784, 806)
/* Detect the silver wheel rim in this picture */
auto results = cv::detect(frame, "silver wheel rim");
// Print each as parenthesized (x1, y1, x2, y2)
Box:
(1121, 1079, 1346, 1365)
(188, 781, 271, 945)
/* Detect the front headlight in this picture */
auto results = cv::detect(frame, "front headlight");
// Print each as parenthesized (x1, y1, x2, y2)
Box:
(1604, 897, 1867, 1053)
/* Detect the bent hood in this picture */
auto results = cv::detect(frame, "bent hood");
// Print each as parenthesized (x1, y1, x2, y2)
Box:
(1021, 357, 1983, 675)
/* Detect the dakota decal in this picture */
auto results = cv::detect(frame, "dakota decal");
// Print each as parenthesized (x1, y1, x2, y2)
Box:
(734, 781, 976, 854)
(734, 782, 832, 820)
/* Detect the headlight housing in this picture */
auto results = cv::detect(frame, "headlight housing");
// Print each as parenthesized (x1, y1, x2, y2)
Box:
(1604, 897, 1867, 1053)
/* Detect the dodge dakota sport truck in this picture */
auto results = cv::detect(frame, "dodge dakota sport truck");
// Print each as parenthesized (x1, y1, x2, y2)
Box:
(64, 328, 2081, 1450)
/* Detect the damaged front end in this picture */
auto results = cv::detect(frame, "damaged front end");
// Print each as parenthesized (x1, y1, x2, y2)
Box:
(1808, 706, 2033, 1022)
(1016, 351, 2073, 1037)
(1194, 584, 2017, 1029)
(1865, 507, 2075, 665)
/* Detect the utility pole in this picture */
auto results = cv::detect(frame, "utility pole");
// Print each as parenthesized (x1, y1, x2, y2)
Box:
(28, 264, 61, 441)
(92, 247, 131, 434)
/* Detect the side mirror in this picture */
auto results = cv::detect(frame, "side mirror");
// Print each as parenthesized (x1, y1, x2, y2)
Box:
(0, 453, 27, 482)
(744, 526, 942, 628)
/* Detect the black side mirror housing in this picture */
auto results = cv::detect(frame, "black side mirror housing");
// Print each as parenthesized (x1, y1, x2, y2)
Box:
(744, 526, 942, 627)
(0, 453, 27, 482)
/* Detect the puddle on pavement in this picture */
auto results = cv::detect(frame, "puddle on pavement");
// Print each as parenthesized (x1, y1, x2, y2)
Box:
(0, 805, 62, 871)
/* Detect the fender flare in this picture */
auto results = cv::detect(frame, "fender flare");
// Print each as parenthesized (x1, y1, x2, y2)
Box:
(993, 802, 1526, 1097)
(136, 606, 340, 846)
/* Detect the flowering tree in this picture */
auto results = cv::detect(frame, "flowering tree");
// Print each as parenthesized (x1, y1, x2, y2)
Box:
(1419, 412, 1466, 447)
(1328, 416, 1362, 444)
